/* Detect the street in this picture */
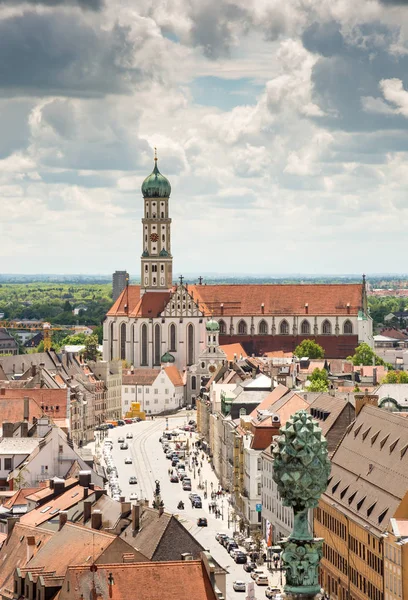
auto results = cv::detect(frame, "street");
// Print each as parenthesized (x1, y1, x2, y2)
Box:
(99, 415, 283, 600)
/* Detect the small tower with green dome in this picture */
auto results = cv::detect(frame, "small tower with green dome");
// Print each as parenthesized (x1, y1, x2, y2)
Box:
(140, 148, 173, 295)
(206, 318, 220, 353)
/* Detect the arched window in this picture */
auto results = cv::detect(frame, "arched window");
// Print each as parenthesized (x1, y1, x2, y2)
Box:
(322, 320, 332, 335)
(191, 376, 196, 391)
(258, 320, 268, 335)
(219, 320, 227, 334)
(343, 320, 353, 334)
(131, 324, 135, 365)
(120, 323, 126, 361)
(154, 324, 161, 365)
(141, 324, 148, 366)
(300, 320, 311, 335)
(110, 322, 114, 360)
(169, 323, 176, 351)
(187, 324, 194, 366)
(238, 320, 247, 335)
(280, 320, 289, 335)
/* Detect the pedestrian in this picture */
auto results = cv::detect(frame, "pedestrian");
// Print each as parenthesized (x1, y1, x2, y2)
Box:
(209, 504, 212, 513)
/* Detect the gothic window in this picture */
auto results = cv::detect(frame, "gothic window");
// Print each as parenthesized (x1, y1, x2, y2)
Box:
(161, 212, 164, 218)
(154, 324, 161, 366)
(258, 320, 268, 335)
(322, 320, 332, 335)
(169, 323, 176, 351)
(141, 324, 148, 366)
(110, 322, 114, 361)
(131, 324, 135, 365)
(343, 320, 353, 334)
(280, 320, 289, 335)
(191, 376, 196, 390)
(120, 322, 126, 361)
(219, 320, 227, 334)
(187, 324, 194, 366)
(300, 320, 311, 335)
(237, 320, 247, 335)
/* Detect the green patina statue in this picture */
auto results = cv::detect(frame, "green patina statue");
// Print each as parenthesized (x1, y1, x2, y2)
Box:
(272, 410, 331, 598)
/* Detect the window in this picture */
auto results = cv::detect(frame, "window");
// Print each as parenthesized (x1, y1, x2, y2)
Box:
(154, 399, 158, 404)
(280, 320, 289, 335)
(125, 387, 128, 393)
(218, 320, 227, 334)
(237, 320, 247, 335)
(154, 389, 159, 394)
(169, 323, 176, 351)
(187, 324, 194, 366)
(4, 458, 12, 470)
(257, 482, 262, 495)
(145, 388, 149, 394)
(343, 320, 353, 334)
(258, 320, 268, 335)
(300, 320, 310, 335)
(191, 376, 197, 390)
(110, 322, 114, 361)
(322, 320, 332, 335)
(165, 389, 169, 394)
(141, 324, 148, 366)
(154, 324, 161, 366)
(145, 400, 150, 405)
(257, 457, 262, 470)
(131, 387, 135, 393)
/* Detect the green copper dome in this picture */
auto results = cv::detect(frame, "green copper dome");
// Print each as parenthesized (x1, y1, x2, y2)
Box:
(206, 319, 219, 332)
(161, 351, 175, 364)
(141, 158, 171, 198)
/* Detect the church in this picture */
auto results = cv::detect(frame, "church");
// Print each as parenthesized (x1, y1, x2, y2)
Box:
(103, 154, 373, 374)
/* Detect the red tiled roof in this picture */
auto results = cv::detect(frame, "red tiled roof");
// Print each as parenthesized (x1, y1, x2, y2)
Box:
(220, 343, 247, 361)
(60, 560, 218, 600)
(123, 369, 159, 386)
(250, 423, 281, 450)
(107, 286, 141, 316)
(249, 384, 289, 417)
(0, 389, 68, 422)
(3, 487, 40, 509)
(264, 351, 293, 358)
(164, 366, 184, 387)
(190, 283, 362, 316)
(107, 287, 172, 318)
(381, 328, 407, 340)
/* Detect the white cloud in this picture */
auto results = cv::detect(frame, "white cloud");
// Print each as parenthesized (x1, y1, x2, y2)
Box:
(379, 77, 408, 116)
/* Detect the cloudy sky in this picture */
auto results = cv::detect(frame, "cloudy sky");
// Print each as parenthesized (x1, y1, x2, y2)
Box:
(1, 0, 408, 276)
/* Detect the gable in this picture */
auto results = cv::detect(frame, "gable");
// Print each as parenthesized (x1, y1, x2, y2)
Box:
(162, 284, 204, 318)
(152, 517, 205, 562)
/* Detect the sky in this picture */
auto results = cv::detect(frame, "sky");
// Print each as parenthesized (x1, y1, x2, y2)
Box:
(2, 0, 408, 276)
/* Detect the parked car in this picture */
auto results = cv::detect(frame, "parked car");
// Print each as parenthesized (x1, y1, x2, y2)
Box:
(170, 474, 179, 483)
(126, 432, 133, 439)
(171, 459, 179, 467)
(215, 533, 226, 542)
(234, 552, 247, 564)
(177, 471, 186, 480)
(120, 443, 129, 450)
(251, 569, 264, 581)
(193, 498, 202, 508)
(197, 518, 208, 527)
(129, 476, 138, 484)
(118, 437, 125, 443)
(129, 493, 138, 501)
(182, 481, 191, 491)
(233, 581, 246, 593)
(124, 418, 133, 424)
(255, 575, 269, 586)
(124, 457, 133, 464)
(230, 548, 241, 558)
(265, 587, 282, 599)
(117, 420, 125, 426)
(226, 541, 238, 553)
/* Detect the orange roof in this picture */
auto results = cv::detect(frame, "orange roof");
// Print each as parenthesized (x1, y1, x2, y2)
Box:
(60, 560, 218, 600)
(0, 388, 68, 422)
(276, 393, 309, 426)
(264, 351, 293, 358)
(3, 487, 40, 509)
(25, 478, 78, 503)
(190, 283, 362, 316)
(107, 287, 172, 318)
(249, 384, 289, 417)
(107, 285, 141, 316)
(220, 343, 247, 361)
(164, 365, 184, 387)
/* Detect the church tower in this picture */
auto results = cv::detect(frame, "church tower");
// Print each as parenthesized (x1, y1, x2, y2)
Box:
(140, 150, 173, 294)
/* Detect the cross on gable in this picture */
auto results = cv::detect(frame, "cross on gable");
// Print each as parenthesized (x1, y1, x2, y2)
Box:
(179, 275, 184, 285)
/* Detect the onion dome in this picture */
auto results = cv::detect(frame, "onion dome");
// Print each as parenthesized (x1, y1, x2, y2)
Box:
(161, 351, 175, 364)
(206, 318, 219, 332)
(141, 151, 171, 198)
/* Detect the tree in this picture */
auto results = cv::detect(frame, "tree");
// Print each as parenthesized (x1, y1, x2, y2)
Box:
(382, 370, 408, 384)
(94, 324, 103, 344)
(307, 368, 329, 392)
(63, 300, 73, 312)
(82, 334, 100, 362)
(294, 339, 325, 359)
(347, 343, 387, 367)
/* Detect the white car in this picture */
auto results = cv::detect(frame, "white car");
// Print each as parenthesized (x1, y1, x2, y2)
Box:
(233, 581, 246, 592)
(126, 433, 133, 439)
(124, 457, 133, 464)
(129, 493, 138, 501)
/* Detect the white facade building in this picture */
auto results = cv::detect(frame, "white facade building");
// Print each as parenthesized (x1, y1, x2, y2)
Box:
(261, 445, 294, 544)
(122, 365, 184, 416)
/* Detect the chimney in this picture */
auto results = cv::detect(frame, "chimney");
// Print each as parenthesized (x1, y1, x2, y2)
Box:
(20, 422, 28, 438)
(355, 390, 379, 416)
(53, 478, 65, 496)
(132, 503, 141, 532)
(79, 471, 92, 488)
(58, 511, 68, 531)
(305, 303, 309, 315)
(23, 397, 29, 421)
(89, 482, 95, 491)
(6, 516, 19, 538)
(261, 303, 264, 315)
(26, 536, 36, 562)
(83, 487, 89, 500)
(373, 367, 378, 386)
(2, 422, 14, 438)
(91, 510, 102, 530)
(83, 499, 92, 524)
(181, 553, 193, 561)
(121, 501, 131, 517)
(31, 364, 37, 377)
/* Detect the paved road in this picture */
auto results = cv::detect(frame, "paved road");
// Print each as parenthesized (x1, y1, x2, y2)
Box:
(104, 416, 283, 600)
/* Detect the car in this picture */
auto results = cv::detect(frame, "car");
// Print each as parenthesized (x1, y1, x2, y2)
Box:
(251, 569, 264, 581)
(189, 493, 197, 501)
(117, 420, 125, 426)
(265, 587, 282, 599)
(197, 518, 208, 527)
(234, 553, 247, 564)
(188, 420, 196, 426)
(166, 452, 173, 460)
(171, 460, 179, 467)
(217, 533, 229, 544)
(120, 443, 129, 450)
(170, 474, 179, 483)
(193, 498, 202, 508)
(226, 541, 238, 553)
(129, 476, 138, 484)
(243, 562, 256, 572)
(255, 575, 269, 586)
(230, 548, 241, 558)
(118, 437, 125, 443)
(126, 433, 133, 439)
(177, 471, 186, 480)
(124, 418, 133, 424)
(233, 581, 246, 593)
(182, 481, 191, 491)
(129, 493, 138, 501)
(124, 457, 133, 464)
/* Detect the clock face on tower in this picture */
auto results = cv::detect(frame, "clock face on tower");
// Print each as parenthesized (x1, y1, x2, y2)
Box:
(150, 233, 159, 242)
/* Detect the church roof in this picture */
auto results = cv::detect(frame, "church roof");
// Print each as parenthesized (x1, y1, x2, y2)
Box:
(107, 283, 363, 319)
(189, 283, 362, 316)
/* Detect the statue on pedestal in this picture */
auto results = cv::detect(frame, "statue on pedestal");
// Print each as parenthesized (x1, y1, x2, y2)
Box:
(272, 410, 331, 598)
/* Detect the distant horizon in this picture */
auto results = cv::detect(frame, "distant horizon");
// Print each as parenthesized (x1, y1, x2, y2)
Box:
(1, 273, 408, 280)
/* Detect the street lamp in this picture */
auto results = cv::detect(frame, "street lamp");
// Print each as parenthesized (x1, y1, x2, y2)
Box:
(221, 498, 224, 520)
